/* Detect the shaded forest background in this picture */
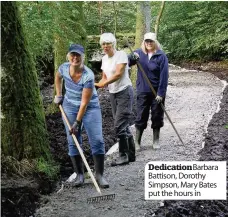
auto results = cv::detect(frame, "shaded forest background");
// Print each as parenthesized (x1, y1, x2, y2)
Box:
(18, 1, 228, 77)
(1, 2, 228, 217)
(1, 0, 228, 179)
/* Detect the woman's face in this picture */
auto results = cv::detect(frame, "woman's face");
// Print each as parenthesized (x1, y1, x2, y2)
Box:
(145, 40, 156, 52)
(101, 42, 114, 55)
(69, 52, 82, 67)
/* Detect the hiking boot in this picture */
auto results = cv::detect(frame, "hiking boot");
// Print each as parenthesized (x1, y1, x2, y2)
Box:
(153, 128, 160, 149)
(135, 127, 144, 150)
(93, 154, 109, 188)
(70, 155, 84, 187)
(128, 136, 136, 162)
(111, 136, 129, 166)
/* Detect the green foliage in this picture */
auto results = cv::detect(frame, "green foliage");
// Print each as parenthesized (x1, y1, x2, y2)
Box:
(18, 2, 87, 57)
(18, 2, 86, 74)
(225, 124, 228, 129)
(36, 157, 59, 180)
(83, 2, 137, 35)
(53, 2, 86, 71)
(158, 2, 228, 61)
(18, 2, 54, 60)
(18, 1, 228, 71)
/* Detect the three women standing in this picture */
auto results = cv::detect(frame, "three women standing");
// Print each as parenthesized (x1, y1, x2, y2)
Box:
(53, 32, 168, 189)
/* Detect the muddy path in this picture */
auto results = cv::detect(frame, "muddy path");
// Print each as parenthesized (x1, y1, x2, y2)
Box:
(34, 65, 227, 217)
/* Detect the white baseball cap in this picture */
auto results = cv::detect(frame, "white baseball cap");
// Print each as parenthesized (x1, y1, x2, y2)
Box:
(99, 33, 116, 46)
(144, 32, 157, 41)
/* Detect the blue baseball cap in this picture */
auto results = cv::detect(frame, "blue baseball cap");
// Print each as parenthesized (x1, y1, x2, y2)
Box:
(68, 44, 84, 55)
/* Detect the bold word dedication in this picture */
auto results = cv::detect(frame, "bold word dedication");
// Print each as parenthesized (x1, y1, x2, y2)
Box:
(145, 161, 226, 200)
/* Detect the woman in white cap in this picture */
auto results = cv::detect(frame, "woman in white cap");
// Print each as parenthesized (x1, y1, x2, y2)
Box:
(128, 32, 169, 150)
(95, 33, 136, 166)
(54, 44, 109, 188)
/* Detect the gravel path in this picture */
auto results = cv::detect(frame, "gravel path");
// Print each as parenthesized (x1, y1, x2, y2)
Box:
(35, 65, 224, 217)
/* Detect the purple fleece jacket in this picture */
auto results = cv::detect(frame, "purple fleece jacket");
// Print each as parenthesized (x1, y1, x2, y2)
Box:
(128, 49, 169, 97)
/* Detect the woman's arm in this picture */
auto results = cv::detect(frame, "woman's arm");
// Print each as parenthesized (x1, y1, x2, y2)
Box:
(76, 88, 93, 121)
(95, 63, 126, 88)
(157, 55, 169, 97)
(104, 63, 126, 85)
(55, 71, 63, 96)
(95, 72, 107, 88)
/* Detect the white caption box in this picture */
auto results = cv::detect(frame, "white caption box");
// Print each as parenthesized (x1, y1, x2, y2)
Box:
(145, 161, 226, 200)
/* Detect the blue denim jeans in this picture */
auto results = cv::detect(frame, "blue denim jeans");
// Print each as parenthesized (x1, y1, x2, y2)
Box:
(62, 100, 105, 156)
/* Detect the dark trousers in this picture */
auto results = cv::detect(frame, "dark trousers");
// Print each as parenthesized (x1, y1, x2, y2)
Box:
(135, 92, 165, 130)
(109, 86, 134, 138)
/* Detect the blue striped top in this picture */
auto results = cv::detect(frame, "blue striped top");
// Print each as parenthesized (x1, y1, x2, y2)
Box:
(58, 62, 99, 107)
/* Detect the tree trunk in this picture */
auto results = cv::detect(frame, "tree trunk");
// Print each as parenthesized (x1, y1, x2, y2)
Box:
(135, 1, 151, 48)
(154, 1, 165, 38)
(98, 1, 103, 34)
(1, 2, 50, 161)
(113, 1, 117, 37)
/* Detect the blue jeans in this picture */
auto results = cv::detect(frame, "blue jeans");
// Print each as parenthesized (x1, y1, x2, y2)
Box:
(62, 100, 105, 156)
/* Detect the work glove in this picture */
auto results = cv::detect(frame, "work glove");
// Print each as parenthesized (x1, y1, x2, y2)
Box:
(54, 95, 63, 105)
(69, 120, 82, 136)
(132, 52, 140, 61)
(155, 95, 163, 104)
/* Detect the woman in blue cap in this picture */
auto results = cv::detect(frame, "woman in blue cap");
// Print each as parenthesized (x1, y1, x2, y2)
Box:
(54, 44, 109, 188)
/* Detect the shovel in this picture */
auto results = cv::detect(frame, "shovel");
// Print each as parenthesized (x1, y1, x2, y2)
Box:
(59, 104, 115, 203)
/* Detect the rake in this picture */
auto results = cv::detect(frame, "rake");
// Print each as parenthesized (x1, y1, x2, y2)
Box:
(59, 105, 115, 203)
(125, 39, 185, 146)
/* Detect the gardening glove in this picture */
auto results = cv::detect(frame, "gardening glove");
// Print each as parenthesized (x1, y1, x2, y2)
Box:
(69, 120, 82, 136)
(132, 52, 140, 61)
(155, 95, 163, 104)
(54, 95, 63, 105)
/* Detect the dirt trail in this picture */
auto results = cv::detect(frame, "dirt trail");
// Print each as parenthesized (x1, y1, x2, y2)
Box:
(35, 66, 224, 217)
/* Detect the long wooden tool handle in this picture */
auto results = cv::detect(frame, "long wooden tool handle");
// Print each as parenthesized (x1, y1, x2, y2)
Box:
(136, 61, 184, 146)
(126, 39, 184, 146)
(59, 105, 101, 194)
